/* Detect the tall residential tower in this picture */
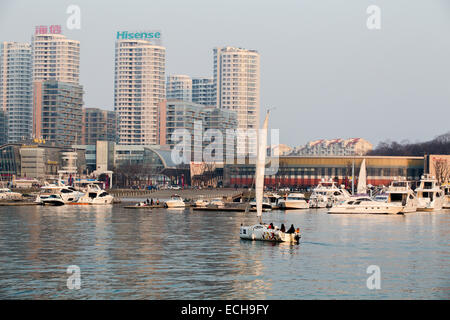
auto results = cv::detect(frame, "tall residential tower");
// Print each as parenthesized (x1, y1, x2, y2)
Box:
(0, 42, 33, 143)
(114, 31, 166, 145)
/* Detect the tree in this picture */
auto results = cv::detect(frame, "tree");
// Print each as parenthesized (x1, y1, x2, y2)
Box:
(433, 158, 450, 184)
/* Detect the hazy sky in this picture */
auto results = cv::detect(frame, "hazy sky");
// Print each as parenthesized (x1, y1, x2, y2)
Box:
(1, 0, 449, 147)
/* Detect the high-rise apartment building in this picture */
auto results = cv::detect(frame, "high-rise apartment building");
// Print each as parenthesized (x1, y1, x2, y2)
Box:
(32, 30, 80, 84)
(33, 80, 83, 146)
(114, 34, 166, 145)
(31, 26, 82, 145)
(213, 47, 260, 131)
(0, 42, 33, 143)
(166, 75, 192, 102)
(82, 108, 117, 145)
(192, 77, 215, 106)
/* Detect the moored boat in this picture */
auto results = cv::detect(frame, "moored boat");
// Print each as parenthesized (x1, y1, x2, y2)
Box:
(328, 196, 403, 215)
(415, 174, 445, 211)
(72, 184, 114, 205)
(386, 180, 417, 213)
(164, 195, 185, 208)
(277, 193, 308, 209)
(443, 183, 450, 209)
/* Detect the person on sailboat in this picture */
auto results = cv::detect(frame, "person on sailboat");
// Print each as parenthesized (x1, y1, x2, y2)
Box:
(268, 223, 274, 229)
(280, 224, 286, 232)
(286, 224, 295, 234)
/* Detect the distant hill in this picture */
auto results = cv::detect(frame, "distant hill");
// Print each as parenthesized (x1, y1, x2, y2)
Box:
(367, 132, 450, 156)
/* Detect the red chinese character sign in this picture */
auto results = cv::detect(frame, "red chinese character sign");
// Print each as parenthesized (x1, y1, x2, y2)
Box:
(35, 25, 62, 35)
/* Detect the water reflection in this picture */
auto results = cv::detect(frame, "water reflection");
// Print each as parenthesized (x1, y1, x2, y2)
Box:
(0, 206, 448, 299)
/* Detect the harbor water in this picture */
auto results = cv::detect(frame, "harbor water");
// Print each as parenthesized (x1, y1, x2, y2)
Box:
(0, 204, 448, 299)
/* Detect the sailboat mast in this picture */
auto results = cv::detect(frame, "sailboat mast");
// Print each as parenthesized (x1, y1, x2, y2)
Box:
(255, 111, 269, 221)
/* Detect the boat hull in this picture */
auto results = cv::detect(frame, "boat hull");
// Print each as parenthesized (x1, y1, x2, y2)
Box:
(239, 225, 300, 243)
(278, 201, 308, 210)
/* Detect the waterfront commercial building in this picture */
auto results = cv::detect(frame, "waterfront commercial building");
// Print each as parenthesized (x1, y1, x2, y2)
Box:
(223, 156, 426, 188)
(192, 77, 215, 106)
(33, 80, 83, 146)
(114, 35, 166, 145)
(291, 138, 373, 156)
(213, 46, 260, 152)
(166, 75, 192, 102)
(0, 42, 33, 143)
(82, 108, 117, 145)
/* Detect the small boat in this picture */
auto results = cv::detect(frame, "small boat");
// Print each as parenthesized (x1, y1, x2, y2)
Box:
(443, 183, 450, 209)
(41, 194, 65, 206)
(0, 188, 22, 200)
(386, 180, 417, 213)
(328, 196, 403, 215)
(240, 224, 300, 243)
(250, 196, 272, 209)
(265, 193, 281, 209)
(194, 196, 210, 207)
(209, 198, 225, 207)
(73, 184, 114, 205)
(415, 175, 445, 211)
(239, 111, 301, 243)
(164, 195, 185, 208)
(277, 193, 308, 209)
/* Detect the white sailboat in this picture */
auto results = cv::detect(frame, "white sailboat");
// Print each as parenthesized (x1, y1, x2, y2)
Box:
(240, 111, 301, 243)
(356, 159, 367, 195)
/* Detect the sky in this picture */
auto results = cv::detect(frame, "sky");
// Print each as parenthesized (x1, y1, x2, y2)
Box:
(1, 0, 449, 148)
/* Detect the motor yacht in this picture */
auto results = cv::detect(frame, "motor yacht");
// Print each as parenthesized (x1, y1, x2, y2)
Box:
(250, 196, 272, 209)
(415, 174, 445, 211)
(164, 195, 186, 208)
(328, 196, 403, 215)
(277, 193, 308, 209)
(41, 194, 65, 206)
(386, 180, 417, 213)
(74, 184, 114, 205)
(309, 180, 351, 208)
(194, 197, 210, 207)
(0, 188, 22, 200)
(35, 181, 84, 204)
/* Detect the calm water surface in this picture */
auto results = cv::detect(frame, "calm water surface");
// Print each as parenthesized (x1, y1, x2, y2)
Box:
(0, 204, 448, 299)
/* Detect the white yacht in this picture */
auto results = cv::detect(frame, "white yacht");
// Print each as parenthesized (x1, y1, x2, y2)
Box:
(250, 196, 272, 209)
(278, 193, 308, 209)
(442, 183, 450, 209)
(164, 195, 185, 208)
(265, 193, 281, 209)
(74, 184, 114, 205)
(35, 182, 84, 204)
(0, 188, 22, 200)
(309, 180, 351, 208)
(415, 174, 445, 211)
(209, 198, 225, 207)
(41, 194, 65, 206)
(194, 197, 210, 207)
(328, 196, 403, 215)
(386, 180, 417, 213)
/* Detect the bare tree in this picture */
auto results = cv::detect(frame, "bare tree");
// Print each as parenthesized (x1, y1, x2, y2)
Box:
(434, 158, 450, 184)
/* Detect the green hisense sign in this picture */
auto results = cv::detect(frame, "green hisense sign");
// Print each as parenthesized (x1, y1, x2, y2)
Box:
(116, 31, 161, 40)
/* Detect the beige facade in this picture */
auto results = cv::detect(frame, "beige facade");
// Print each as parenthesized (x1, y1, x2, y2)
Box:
(214, 47, 260, 131)
(114, 39, 166, 145)
(32, 34, 80, 84)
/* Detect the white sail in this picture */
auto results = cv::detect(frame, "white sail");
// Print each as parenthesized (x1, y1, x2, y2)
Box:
(357, 158, 367, 195)
(255, 112, 269, 218)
